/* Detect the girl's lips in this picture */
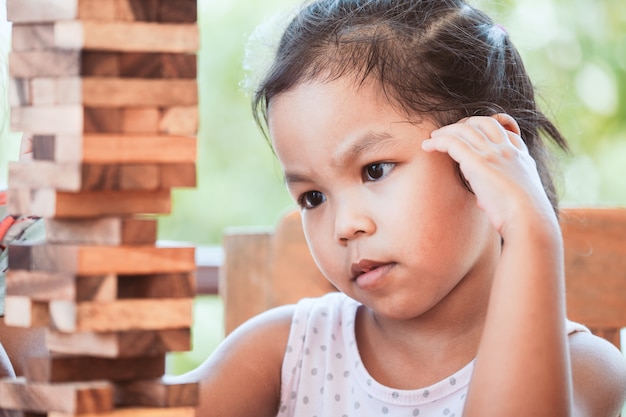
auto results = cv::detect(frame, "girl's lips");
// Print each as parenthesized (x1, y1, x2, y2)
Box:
(350, 260, 396, 289)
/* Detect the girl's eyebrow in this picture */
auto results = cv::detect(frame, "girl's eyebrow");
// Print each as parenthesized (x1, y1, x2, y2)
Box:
(332, 131, 395, 168)
(284, 171, 312, 187)
(283, 131, 397, 187)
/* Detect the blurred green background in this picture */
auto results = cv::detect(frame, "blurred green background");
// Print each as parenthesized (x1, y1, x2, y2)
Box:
(1, 0, 624, 375)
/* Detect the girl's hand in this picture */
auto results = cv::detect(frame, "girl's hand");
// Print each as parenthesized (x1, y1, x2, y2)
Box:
(421, 114, 556, 237)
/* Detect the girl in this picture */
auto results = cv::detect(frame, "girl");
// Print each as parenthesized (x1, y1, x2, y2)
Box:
(181, 0, 626, 415)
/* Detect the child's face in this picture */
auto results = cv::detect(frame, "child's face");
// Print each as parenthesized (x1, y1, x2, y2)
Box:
(268, 77, 500, 321)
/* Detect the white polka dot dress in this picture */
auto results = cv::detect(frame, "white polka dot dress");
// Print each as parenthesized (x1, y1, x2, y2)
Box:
(278, 292, 589, 417)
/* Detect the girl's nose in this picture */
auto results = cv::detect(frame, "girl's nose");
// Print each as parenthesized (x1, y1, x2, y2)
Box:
(333, 199, 376, 244)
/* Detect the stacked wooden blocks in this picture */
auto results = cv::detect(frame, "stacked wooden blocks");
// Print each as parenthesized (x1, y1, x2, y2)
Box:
(0, 0, 200, 415)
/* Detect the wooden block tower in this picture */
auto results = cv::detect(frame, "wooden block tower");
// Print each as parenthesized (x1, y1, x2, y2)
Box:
(0, 0, 200, 415)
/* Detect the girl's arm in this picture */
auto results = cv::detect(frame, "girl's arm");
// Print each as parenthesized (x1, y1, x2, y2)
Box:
(168, 304, 294, 417)
(422, 114, 626, 416)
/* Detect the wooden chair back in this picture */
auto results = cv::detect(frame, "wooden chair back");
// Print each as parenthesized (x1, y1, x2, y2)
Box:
(219, 208, 626, 349)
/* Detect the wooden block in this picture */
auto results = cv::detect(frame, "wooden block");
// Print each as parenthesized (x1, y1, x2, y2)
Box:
(119, 53, 163, 79)
(7, 270, 117, 302)
(11, 78, 197, 108)
(32, 133, 197, 164)
(49, 299, 194, 332)
(118, 273, 196, 299)
(158, 0, 197, 23)
(9, 51, 81, 78)
(10, 161, 195, 191)
(8, 0, 195, 24)
(45, 218, 157, 245)
(45, 329, 191, 358)
(0, 378, 113, 414)
(11, 105, 83, 134)
(7, 0, 78, 23)
(8, 161, 82, 191)
(159, 107, 198, 135)
(55, 21, 199, 53)
(115, 379, 198, 407)
(81, 78, 197, 107)
(85, 164, 189, 190)
(11, 23, 55, 51)
(78, 0, 118, 20)
(6, 270, 192, 302)
(6, 270, 75, 301)
(3, 296, 49, 328)
(8, 244, 195, 275)
(161, 53, 196, 78)
(75, 274, 118, 302)
(7, 188, 171, 218)
(82, 52, 120, 76)
(84, 108, 122, 133)
(119, 53, 196, 79)
(115, 0, 159, 22)
(31, 77, 57, 106)
(48, 406, 197, 417)
(24, 354, 165, 383)
(160, 163, 196, 188)
(9, 78, 30, 107)
(121, 108, 160, 133)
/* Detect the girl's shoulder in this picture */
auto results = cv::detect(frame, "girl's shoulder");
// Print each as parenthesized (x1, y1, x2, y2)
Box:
(569, 329, 626, 416)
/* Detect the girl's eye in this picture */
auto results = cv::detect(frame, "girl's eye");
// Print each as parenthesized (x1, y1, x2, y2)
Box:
(298, 191, 326, 209)
(363, 162, 394, 181)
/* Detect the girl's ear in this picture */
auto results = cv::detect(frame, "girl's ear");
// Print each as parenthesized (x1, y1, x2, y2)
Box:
(492, 113, 521, 136)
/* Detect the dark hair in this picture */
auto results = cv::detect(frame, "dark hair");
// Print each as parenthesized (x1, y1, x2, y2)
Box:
(252, 0, 568, 214)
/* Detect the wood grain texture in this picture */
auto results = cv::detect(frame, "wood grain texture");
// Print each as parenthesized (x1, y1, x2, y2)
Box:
(45, 329, 191, 358)
(11, 23, 55, 51)
(117, 272, 196, 299)
(9, 51, 80, 78)
(10, 161, 195, 191)
(158, 0, 197, 23)
(3, 296, 49, 328)
(32, 133, 196, 164)
(46, 217, 157, 245)
(24, 354, 165, 383)
(8, 0, 196, 23)
(9, 52, 194, 80)
(6, 270, 120, 302)
(7, 188, 171, 218)
(55, 21, 199, 53)
(8, 244, 195, 275)
(11, 105, 83, 135)
(49, 299, 194, 332)
(6, 270, 75, 301)
(81, 78, 197, 107)
(11, 78, 197, 109)
(0, 378, 113, 414)
(8, 78, 30, 107)
(7, 0, 78, 23)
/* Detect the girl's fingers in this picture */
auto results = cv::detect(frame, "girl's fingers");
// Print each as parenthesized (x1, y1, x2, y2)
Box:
(421, 132, 485, 169)
(430, 123, 493, 151)
(431, 115, 527, 153)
